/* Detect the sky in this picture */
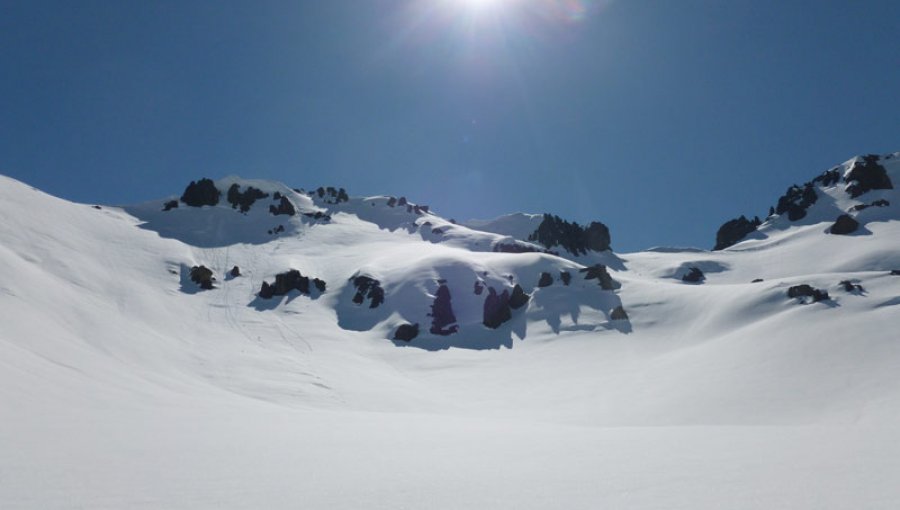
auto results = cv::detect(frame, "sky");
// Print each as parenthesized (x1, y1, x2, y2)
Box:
(2, 0, 898, 251)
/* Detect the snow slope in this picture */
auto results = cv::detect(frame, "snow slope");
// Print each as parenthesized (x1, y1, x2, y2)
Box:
(1, 153, 900, 509)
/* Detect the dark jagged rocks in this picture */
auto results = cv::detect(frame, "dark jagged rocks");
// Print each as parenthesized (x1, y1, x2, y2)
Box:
(473, 281, 484, 295)
(776, 183, 818, 221)
(269, 196, 296, 216)
(394, 323, 420, 342)
(268, 225, 285, 235)
(560, 271, 571, 286)
(163, 200, 179, 211)
(830, 214, 859, 235)
(230, 266, 241, 278)
(351, 276, 384, 308)
(226, 184, 269, 213)
(787, 284, 829, 303)
(682, 267, 705, 283)
(537, 272, 553, 287)
(258, 269, 325, 299)
(579, 264, 619, 290)
(840, 280, 863, 292)
(492, 242, 557, 255)
(508, 284, 530, 309)
(850, 199, 890, 212)
(181, 178, 220, 207)
(303, 211, 331, 221)
(482, 287, 512, 329)
(610, 305, 629, 321)
(312, 186, 349, 204)
(429, 284, 458, 336)
(891, 270, 900, 276)
(845, 155, 893, 198)
(190, 265, 215, 290)
(714, 215, 761, 250)
(812, 168, 841, 187)
(528, 214, 611, 255)
(751, 278, 764, 283)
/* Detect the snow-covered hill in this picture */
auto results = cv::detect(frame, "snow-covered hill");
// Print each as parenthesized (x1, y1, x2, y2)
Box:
(2, 153, 899, 509)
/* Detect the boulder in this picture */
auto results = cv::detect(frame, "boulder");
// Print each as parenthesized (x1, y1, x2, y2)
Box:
(351, 276, 384, 308)
(482, 287, 512, 329)
(269, 196, 296, 216)
(775, 183, 818, 221)
(610, 305, 628, 321)
(181, 178, 220, 207)
(226, 183, 269, 213)
(393, 323, 420, 342)
(845, 155, 893, 198)
(682, 267, 705, 283)
(190, 265, 215, 290)
(839, 280, 863, 293)
(829, 214, 859, 235)
(892, 270, 900, 276)
(537, 272, 553, 287)
(508, 284, 530, 309)
(560, 271, 572, 286)
(258, 269, 324, 298)
(230, 266, 241, 278)
(162, 200, 178, 211)
(787, 284, 829, 303)
(429, 284, 458, 336)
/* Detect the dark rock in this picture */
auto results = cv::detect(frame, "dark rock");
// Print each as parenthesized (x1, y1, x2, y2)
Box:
(273, 191, 282, 200)
(163, 200, 179, 211)
(528, 214, 612, 255)
(812, 168, 841, 187)
(351, 276, 384, 308)
(610, 305, 628, 321)
(850, 199, 890, 212)
(579, 264, 619, 290)
(775, 183, 818, 221)
(474, 281, 484, 295)
(492, 242, 557, 255)
(482, 287, 512, 329)
(830, 214, 859, 235)
(313, 278, 327, 292)
(337, 188, 349, 203)
(269, 196, 296, 216)
(398, 197, 408, 206)
(537, 272, 553, 287)
(181, 178, 220, 207)
(751, 278, 764, 283)
(508, 284, 530, 309)
(387, 197, 397, 207)
(394, 323, 419, 341)
(258, 269, 324, 298)
(714, 215, 761, 250)
(190, 265, 215, 290)
(230, 266, 241, 278)
(560, 271, 571, 286)
(682, 267, 705, 283)
(316, 187, 325, 198)
(845, 155, 893, 198)
(429, 284, 458, 336)
(839, 280, 863, 292)
(891, 270, 900, 276)
(226, 183, 269, 213)
(303, 211, 331, 221)
(92, 205, 102, 210)
(787, 284, 829, 303)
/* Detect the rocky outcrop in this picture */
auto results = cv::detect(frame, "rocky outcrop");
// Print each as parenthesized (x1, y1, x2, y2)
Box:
(528, 214, 611, 255)
(190, 265, 215, 290)
(508, 284, 530, 309)
(787, 284, 829, 303)
(682, 267, 705, 283)
(610, 305, 628, 321)
(429, 284, 458, 336)
(845, 155, 893, 198)
(560, 271, 571, 286)
(393, 323, 419, 341)
(163, 200, 178, 211)
(840, 280, 863, 293)
(714, 215, 761, 250)
(492, 242, 557, 255)
(226, 184, 269, 213)
(579, 264, 619, 290)
(230, 266, 241, 278)
(312, 186, 349, 204)
(483, 287, 512, 329)
(850, 199, 890, 212)
(181, 179, 220, 207)
(775, 183, 818, 221)
(258, 270, 325, 299)
(351, 276, 384, 308)
(269, 196, 296, 216)
(829, 214, 859, 235)
(537, 272, 553, 287)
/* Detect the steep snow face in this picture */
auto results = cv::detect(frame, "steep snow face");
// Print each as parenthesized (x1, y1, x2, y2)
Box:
(2, 155, 900, 509)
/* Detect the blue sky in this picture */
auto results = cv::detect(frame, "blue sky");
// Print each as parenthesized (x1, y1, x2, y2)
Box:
(2, 0, 898, 251)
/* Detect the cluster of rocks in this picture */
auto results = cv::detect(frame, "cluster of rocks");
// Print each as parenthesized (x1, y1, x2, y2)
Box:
(269, 195, 296, 216)
(775, 183, 819, 221)
(839, 280, 864, 293)
(787, 284, 829, 303)
(527, 214, 611, 255)
(267, 225, 285, 235)
(312, 187, 349, 204)
(482, 285, 530, 329)
(492, 242, 557, 255)
(181, 178, 220, 207)
(189, 265, 215, 290)
(303, 211, 331, 221)
(226, 184, 269, 213)
(849, 199, 890, 212)
(351, 276, 385, 308)
(714, 215, 761, 250)
(845, 154, 893, 198)
(682, 267, 705, 283)
(259, 269, 326, 299)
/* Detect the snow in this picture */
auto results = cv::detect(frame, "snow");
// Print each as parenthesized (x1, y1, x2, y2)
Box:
(1, 156, 899, 509)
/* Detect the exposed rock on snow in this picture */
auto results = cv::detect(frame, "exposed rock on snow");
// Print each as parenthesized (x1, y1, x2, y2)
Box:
(537, 272, 553, 288)
(527, 214, 611, 255)
(787, 284, 830, 303)
(259, 270, 324, 299)
(351, 276, 384, 308)
(393, 323, 419, 341)
(226, 183, 269, 213)
(610, 305, 629, 321)
(429, 284, 458, 336)
(579, 264, 619, 290)
(189, 265, 215, 290)
(682, 267, 705, 283)
(830, 214, 859, 235)
(714, 215, 761, 250)
(508, 284, 530, 309)
(844, 154, 893, 198)
(482, 287, 512, 329)
(269, 196, 296, 216)
(180, 178, 220, 207)
(162, 199, 178, 211)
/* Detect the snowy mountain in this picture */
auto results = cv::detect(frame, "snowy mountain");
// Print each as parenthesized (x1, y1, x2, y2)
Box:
(2, 152, 900, 509)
